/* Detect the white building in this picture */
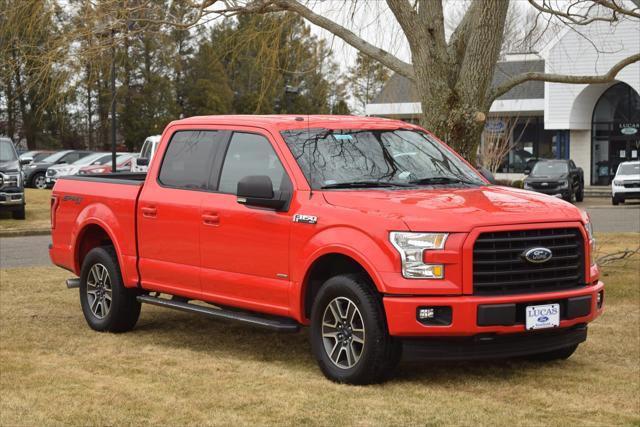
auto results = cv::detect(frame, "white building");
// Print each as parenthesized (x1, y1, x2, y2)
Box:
(365, 18, 640, 185)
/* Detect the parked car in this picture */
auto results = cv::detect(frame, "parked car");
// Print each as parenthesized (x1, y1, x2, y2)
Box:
(131, 135, 160, 172)
(0, 137, 28, 219)
(19, 150, 54, 164)
(50, 115, 603, 385)
(25, 150, 94, 189)
(611, 161, 640, 205)
(523, 159, 584, 202)
(45, 152, 115, 187)
(78, 153, 135, 175)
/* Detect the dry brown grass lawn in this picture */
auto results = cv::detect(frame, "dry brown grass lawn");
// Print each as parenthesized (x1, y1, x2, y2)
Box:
(0, 188, 51, 232)
(1, 233, 639, 426)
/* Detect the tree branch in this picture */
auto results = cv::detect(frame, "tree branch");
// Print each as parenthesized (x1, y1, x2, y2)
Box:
(528, 0, 640, 24)
(488, 53, 640, 102)
(227, 0, 415, 80)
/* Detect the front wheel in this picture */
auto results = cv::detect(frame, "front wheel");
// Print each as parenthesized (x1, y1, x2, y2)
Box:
(32, 172, 47, 189)
(612, 196, 620, 206)
(11, 203, 25, 220)
(310, 274, 401, 385)
(79, 246, 141, 332)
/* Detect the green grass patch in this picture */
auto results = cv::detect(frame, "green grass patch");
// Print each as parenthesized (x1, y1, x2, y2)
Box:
(1, 234, 638, 425)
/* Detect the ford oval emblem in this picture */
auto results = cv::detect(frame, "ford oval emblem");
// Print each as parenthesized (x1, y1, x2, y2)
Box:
(523, 247, 553, 264)
(538, 316, 549, 322)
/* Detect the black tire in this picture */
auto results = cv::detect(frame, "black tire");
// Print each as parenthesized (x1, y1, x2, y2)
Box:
(612, 196, 619, 206)
(575, 184, 584, 202)
(11, 204, 26, 220)
(563, 190, 574, 203)
(310, 273, 401, 385)
(31, 172, 47, 189)
(524, 344, 579, 362)
(79, 246, 141, 332)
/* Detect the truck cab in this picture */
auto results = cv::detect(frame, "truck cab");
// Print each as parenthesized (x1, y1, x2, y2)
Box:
(49, 116, 604, 384)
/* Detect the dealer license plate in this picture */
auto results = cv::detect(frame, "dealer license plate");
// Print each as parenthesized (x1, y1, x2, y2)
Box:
(525, 303, 560, 330)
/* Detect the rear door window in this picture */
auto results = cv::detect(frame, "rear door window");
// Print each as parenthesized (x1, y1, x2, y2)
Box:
(158, 130, 224, 190)
(218, 132, 290, 195)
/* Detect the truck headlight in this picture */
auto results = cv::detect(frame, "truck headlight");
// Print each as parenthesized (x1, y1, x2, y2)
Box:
(584, 216, 596, 265)
(558, 180, 569, 188)
(523, 182, 531, 189)
(390, 232, 448, 279)
(613, 180, 623, 186)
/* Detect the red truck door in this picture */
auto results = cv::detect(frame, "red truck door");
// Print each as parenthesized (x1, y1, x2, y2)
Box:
(137, 130, 226, 299)
(199, 131, 292, 315)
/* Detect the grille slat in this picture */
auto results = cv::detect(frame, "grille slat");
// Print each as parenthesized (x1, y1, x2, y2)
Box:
(473, 228, 585, 295)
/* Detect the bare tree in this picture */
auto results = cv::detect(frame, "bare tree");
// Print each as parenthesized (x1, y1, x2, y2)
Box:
(182, 0, 640, 162)
(480, 115, 529, 174)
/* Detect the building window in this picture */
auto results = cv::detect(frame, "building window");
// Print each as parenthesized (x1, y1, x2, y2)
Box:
(481, 116, 556, 174)
(591, 82, 640, 185)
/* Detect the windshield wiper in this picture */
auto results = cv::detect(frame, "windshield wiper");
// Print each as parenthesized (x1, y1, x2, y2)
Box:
(321, 181, 413, 189)
(409, 176, 480, 186)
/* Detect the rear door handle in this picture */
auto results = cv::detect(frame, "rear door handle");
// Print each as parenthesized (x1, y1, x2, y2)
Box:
(141, 206, 157, 218)
(202, 213, 220, 226)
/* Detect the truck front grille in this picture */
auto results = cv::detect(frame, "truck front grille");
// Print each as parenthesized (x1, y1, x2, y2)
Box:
(529, 182, 559, 189)
(473, 228, 585, 295)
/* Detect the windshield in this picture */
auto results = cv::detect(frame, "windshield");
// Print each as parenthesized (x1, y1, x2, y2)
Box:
(140, 140, 157, 158)
(41, 151, 69, 164)
(531, 161, 568, 176)
(0, 139, 18, 162)
(617, 163, 640, 176)
(281, 129, 485, 189)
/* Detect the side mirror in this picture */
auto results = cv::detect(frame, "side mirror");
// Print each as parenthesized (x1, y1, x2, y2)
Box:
(237, 175, 286, 210)
(137, 157, 149, 166)
(20, 157, 33, 165)
(524, 168, 531, 175)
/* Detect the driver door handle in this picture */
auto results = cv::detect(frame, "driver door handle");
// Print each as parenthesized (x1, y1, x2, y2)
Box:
(202, 212, 220, 226)
(141, 206, 157, 218)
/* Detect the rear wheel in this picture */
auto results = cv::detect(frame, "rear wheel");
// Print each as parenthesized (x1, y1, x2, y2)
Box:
(79, 246, 141, 332)
(310, 274, 402, 385)
(524, 344, 578, 361)
(11, 203, 25, 220)
(575, 184, 584, 202)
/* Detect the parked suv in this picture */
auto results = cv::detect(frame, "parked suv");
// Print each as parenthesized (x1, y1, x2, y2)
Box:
(24, 150, 93, 189)
(611, 161, 640, 205)
(0, 137, 27, 219)
(50, 116, 603, 384)
(523, 159, 584, 202)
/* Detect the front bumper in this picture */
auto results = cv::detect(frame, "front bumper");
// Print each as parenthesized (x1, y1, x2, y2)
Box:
(525, 187, 570, 198)
(402, 323, 588, 361)
(384, 281, 604, 337)
(0, 190, 24, 207)
(612, 185, 640, 200)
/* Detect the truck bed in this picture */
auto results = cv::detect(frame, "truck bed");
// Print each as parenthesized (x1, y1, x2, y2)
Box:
(50, 173, 146, 287)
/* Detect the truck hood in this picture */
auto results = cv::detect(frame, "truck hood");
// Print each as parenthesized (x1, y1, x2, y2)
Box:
(322, 186, 584, 232)
(0, 160, 20, 173)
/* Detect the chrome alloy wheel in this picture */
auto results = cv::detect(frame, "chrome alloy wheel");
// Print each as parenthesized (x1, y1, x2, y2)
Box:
(321, 297, 365, 369)
(34, 174, 47, 189)
(86, 263, 112, 319)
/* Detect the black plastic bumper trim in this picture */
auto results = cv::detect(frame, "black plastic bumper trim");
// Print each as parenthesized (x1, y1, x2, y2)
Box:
(402, 324, 588, 361)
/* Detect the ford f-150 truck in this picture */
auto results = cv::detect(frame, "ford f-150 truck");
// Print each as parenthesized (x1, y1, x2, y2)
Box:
(50, 115, 604, 384)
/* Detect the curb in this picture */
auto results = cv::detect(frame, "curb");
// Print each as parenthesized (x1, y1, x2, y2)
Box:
(0, 229, 51, 238)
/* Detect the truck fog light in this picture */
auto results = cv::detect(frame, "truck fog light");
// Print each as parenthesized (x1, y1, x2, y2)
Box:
(416, 306, 452, 326)
(597, 291, 604, 309)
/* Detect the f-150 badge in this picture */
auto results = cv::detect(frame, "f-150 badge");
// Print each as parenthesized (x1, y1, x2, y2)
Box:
(293, 214, 317, 224)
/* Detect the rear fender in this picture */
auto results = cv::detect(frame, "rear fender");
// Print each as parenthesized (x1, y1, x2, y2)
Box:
(71, 203, 138, 287)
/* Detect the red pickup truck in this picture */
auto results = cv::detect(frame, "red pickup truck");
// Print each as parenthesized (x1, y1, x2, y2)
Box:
(50, 115, 604, 384)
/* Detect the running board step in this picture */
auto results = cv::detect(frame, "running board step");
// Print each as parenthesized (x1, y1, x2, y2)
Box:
(136, 295, 300, 333)
(66, 278, 80, 289)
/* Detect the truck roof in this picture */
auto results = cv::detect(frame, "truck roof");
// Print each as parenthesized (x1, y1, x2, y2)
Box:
(171, 115, 419, 132)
